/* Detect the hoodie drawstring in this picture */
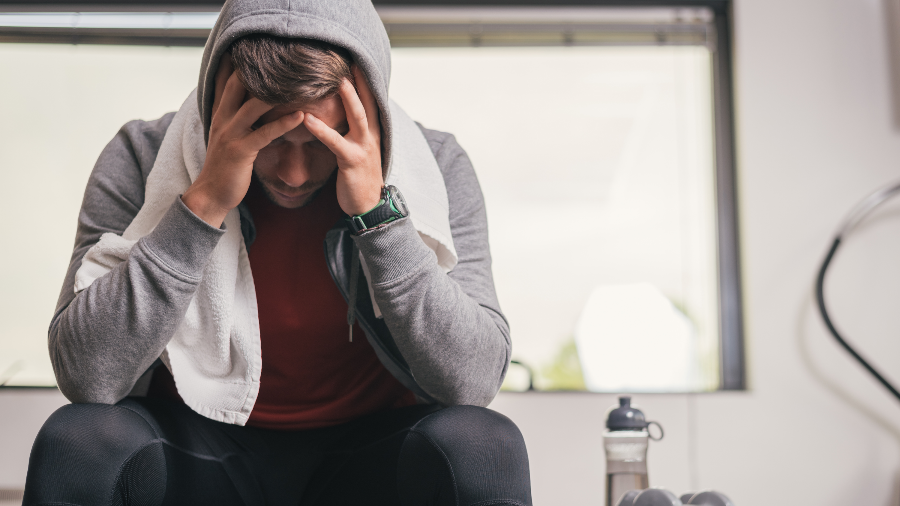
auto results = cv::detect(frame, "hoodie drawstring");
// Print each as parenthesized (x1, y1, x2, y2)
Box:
(347, 241, 360, 342)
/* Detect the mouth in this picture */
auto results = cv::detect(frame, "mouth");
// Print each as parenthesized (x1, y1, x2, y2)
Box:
(255, 173, 330, 208)
(272, 188, 312, 202)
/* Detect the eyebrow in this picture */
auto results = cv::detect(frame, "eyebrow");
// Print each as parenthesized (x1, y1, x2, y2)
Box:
(252, 118, 352, 137)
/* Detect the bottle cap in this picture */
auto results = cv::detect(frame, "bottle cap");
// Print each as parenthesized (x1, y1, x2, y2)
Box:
(606, 396, 649, 431)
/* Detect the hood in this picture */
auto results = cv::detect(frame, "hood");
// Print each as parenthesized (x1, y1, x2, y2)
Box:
(197, 0, 395, 176)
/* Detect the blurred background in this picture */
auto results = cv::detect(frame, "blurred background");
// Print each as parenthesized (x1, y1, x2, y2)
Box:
(2, 0, 900, 504)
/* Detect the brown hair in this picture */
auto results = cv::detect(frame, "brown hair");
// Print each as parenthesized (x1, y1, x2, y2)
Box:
(229, 35, 353, 105)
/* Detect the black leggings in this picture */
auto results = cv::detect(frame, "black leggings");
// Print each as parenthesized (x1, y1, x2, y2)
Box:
(23, 398, 531, 506)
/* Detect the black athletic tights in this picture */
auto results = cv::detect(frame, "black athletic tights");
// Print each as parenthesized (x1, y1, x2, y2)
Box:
(23, 398, 531, 506)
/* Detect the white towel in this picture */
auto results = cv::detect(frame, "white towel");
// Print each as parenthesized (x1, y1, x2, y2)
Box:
(74, 89, 456, 425)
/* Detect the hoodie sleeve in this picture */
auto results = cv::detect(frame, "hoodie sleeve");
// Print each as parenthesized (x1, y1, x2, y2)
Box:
(49, 115, 226, 404)
(352, 126, 511, 407)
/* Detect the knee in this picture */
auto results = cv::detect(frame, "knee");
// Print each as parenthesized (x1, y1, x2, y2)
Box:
(24, 402, 162, 505)
(31, 402, 158, 461)
(411, 405, 528, 462)
(401, 406, 532, 506)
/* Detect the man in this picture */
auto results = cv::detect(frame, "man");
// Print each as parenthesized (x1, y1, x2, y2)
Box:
(22, 1, 531, 505)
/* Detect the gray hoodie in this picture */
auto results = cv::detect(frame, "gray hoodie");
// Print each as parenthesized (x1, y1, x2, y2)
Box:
(49, 0, 511, 411)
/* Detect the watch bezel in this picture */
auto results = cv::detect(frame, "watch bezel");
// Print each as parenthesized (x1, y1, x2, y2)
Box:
(387, 185, 409, 217)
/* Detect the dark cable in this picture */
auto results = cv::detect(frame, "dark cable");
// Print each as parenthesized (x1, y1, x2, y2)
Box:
(509, 360, 535, 391)
(816, 237, 900, 403)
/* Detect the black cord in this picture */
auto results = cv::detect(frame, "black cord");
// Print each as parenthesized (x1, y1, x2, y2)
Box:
(509, 360, 535, 391)
(815, 237, 900, 403)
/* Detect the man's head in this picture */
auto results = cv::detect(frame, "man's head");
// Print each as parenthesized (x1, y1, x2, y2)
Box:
(230, 35, 355, 208)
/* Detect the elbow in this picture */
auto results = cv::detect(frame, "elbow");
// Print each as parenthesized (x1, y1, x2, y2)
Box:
(49, 326, 124, 406)
(54, 368, 125, 405)
(440, 387, 500, 408)
(57, 381, 117, 405)
(432, 362, 508, 408)
(51, 355, 122, 405)
(439, 329, 511, 408)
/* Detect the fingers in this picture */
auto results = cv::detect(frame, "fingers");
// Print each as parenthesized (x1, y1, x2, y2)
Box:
(232, 96, 275, 132)
(352, 66, 380, 134)
(216, 71, 248, 124)
(247, 110, 305, 150)
(305, 113, 350, 154)
(339, 78, 368, 137)
(211, 54, 234, 122)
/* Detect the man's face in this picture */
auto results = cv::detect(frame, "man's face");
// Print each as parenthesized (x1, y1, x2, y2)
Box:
(252, 94, 349, 208)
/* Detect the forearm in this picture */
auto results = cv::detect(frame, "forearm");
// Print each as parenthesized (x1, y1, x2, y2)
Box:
(50, 199, 223, 404)
(354, 218, 510, 407)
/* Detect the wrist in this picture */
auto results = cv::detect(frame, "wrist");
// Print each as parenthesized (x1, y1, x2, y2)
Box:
(345, 187, 384, 216)
(182, 185, 230, 228)
(357, 195, 385, 216)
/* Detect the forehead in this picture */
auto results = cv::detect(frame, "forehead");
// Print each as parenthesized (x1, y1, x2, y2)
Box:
(259, 94, 343, 122)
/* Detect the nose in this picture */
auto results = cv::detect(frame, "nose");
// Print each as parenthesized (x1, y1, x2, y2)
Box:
(274, 143, 310, 189)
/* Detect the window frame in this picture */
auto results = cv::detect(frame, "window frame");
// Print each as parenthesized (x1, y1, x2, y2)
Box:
(0, 0, 744, 391)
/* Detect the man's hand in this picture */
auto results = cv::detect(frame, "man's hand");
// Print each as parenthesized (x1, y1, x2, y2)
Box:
(304, 66, 384, 217)
(182, 57, 305, 227)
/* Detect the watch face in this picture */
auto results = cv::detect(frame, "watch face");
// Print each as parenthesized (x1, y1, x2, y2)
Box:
(388, 186, 409, 217)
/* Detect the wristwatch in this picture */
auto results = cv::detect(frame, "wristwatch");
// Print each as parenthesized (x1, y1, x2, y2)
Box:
(346, 185, 409, 234)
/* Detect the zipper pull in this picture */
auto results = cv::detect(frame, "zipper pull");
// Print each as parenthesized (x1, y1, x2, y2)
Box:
(349, 324, 353, 343)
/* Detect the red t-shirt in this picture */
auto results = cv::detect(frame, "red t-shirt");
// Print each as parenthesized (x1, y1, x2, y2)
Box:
(148, 178, 415, 429)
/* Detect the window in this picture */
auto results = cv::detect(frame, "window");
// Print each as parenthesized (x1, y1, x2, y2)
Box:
(0, 42, 206, 386)
(380, 5, 742, 393)
(0, 2, 742, 392)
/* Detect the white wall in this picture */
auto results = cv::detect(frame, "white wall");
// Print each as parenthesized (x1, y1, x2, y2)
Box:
(5, 0, 900, 504)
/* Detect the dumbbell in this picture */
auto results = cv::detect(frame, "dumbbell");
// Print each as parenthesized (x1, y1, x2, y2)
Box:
(616, 489, 734, 506)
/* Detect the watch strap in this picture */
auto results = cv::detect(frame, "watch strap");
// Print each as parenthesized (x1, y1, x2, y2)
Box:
(347, 186, 406, 234)
(351, 201, 396, 231)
